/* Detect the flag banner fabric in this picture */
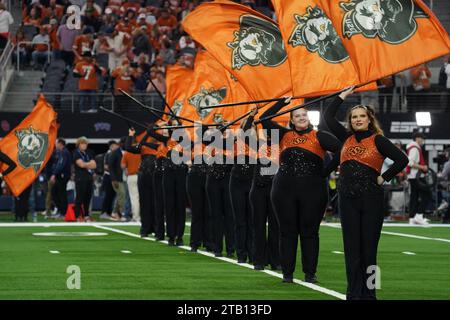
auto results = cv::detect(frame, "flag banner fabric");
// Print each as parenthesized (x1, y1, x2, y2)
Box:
(317, 0, 450, 84)
(0, 95, 58, 197)
(272, 0, 377, 96)
(182, 0, 293, 102)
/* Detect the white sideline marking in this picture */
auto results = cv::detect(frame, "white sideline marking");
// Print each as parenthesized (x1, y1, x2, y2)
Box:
(332, 251, 344, 255)
(49, 250, 60, 254)
(0, 222, 141, 227)
(121, 250, 132, 254)
(324, 225, 450, 244)
(402, 252, 416, 255)
(93, 225, 346, 300)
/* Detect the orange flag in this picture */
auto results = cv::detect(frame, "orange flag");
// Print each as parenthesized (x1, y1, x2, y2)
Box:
(182, 0, 292, 103)
(317, 0, 450, 84)
(0, 95, 58, 196)
(272, 0, 377, 96)
(165, 64, 194, 122)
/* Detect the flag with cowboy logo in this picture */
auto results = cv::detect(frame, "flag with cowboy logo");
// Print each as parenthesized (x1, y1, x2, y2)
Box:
(272, 0, 377, 96)
(182, 0, 293, 104)
(0, 95, 58, 197)
(165, 64, 194, 123)
(318, 0, 450, 84)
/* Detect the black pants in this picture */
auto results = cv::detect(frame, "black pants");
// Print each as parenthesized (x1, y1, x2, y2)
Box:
(60, 50, 74, 66)
(250, 180, 280, 268)
(229, 176, 253, 262)
(139, 170, 155, 236)
(187, 170, 212, 249)
(75, 179, 93, 217)
(153, 170, 165, 239)
(54, 176, 69, 216)
(101, 174, 115, 215)
(339, 192, 384, 300)
(271, 174, 328, 277)
(408, 179, 432, 218)
(206, 173, 235, 255)
(15, 186, 32, 221)
(163, 167, 187, 241)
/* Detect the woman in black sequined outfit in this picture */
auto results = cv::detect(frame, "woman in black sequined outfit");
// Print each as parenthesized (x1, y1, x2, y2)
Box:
(324, 87, 408, 300)
(260, 98, 342, 284)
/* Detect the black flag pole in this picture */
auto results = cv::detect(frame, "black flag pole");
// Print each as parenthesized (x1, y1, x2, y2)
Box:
(100, 106, 152, 130)
(153, 123, 222, 130)
(200, 96, 291, 110)
(119, 89, 196, 124)
(147, 77, 178, 119)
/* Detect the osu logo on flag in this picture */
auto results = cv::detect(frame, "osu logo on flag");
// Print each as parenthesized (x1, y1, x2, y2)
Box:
(15, 126, 49, 172)
(188, 86, 227, 120)
(348, 145, 366, 156)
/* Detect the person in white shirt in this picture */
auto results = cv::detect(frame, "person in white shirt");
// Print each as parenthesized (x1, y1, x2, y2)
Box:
(0, 3, 13, 49)
(406, 132, 431, 225)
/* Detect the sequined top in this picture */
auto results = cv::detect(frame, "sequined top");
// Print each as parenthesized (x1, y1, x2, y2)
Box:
(341, 134, 384, 173)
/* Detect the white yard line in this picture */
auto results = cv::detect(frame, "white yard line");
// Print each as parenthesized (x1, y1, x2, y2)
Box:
(93, 225, 346, 300)
(323, 224, 450, 244)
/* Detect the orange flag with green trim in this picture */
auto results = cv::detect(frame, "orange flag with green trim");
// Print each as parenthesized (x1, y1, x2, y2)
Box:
(272, 0, 377, 96)
(317, 0, 450, 84)
(0, 95, 58, 196)
(165, 64, 194, 122)
(182, 0, 292, 103)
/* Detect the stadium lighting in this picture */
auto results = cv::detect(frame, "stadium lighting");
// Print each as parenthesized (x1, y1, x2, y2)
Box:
(308, 111, 320, 127)
(415, 112, 431, 126)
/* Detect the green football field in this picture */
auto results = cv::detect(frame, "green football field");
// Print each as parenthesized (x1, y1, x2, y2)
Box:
(0, 216, 449, 300)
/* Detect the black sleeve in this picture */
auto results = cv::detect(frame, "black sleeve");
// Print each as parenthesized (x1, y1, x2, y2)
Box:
(73, 70, 82, 78)
(0, 151, 16, 176)
(108, 150, 119, 181)
(323, 96, 350, 142)
(141, 141, 159, 150)
(259, 99, 290, 138)
(124, 135, 140, 154)
(317, 130, 342, 177)
(73, 151, 81, 165)
(147, 128, 169, 144)
(375, 135, 409, 182)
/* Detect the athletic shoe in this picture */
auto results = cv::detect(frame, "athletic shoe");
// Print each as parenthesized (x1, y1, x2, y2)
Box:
(140, 234, 149, 238)
(168, 239, 175, 246)
(254, 265, 264, 271)
(119, 216, 128, 222)
(437, 200, 448, 211)
(190, 247, 198, 253)
(414, 214, 429, 225)
(282, 275, 293, 283)
(110, 213, 120, 221)
(237, 258, 246, 264)
(84, 216, 94, 222)
(409, 218, 416, 225)
(155, 236, 164, 241)
(305, 273, 318, 284)
(99, 213, 110, 220)
(176, 238, 184, 246)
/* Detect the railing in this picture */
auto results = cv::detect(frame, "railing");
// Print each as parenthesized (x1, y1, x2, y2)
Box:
(16, 41, 51, 72)
(0, 39, 14, 87)
(1, 91, 165, 113)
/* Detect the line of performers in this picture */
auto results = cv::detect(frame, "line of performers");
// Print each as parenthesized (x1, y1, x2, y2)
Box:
(124, 87, 408, 300)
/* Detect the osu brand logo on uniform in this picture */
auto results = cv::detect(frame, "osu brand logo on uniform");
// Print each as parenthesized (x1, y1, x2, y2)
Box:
(292, 137, 307, 145)
(227, 15, 287, 70)
(348, 145, 366, 156)
(188, 87, 227, 120)
(15, 126, 49, 172)
(340, 0, 428, 44)
(288, 6, 349, 63)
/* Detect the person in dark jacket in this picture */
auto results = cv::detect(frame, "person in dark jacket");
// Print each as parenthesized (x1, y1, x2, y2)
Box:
(108, 136, 126, 221)
(50, 138, 72, 218)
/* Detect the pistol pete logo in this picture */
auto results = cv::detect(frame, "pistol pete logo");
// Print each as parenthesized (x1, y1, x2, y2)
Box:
(347, 145, 366, 156)
(292, 137, 307, 145)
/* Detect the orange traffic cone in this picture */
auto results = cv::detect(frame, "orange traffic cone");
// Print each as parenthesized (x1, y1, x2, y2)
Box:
(65, 204, 76, 222)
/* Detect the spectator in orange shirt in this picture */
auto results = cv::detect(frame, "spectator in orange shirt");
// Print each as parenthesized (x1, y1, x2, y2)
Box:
(121, 0, 141, 13)
(116, 17, 134, 35)
(111, 60, 136, 95)
(73, 52, 105, 113)
(73, 27, 95, 62)
(121, 150, 142, 222)
(31, 27, 50, 70)
(48, 19, 60, 59)
(156, 8, 177, 35)
(146, 70, 165, 95)
(23, 6, 42, 27)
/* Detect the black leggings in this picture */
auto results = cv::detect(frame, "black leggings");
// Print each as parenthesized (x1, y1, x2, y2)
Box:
(139, 170, 155, 236)
(271, 174, 328, 277)
(229, 176, 253, 262)
(163, 167, 187, 241)
(187, 170, 211, 249)
(250, 180, 280, 268)
(339, 193, 384, 300)
(101, 174, 115, 214)
(206, 173, 235, 255)
(15, 186, 32, 221)
(54, 176, 69, 216)
(75, 179, 93, 217)
(153, 170, 165, 239)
